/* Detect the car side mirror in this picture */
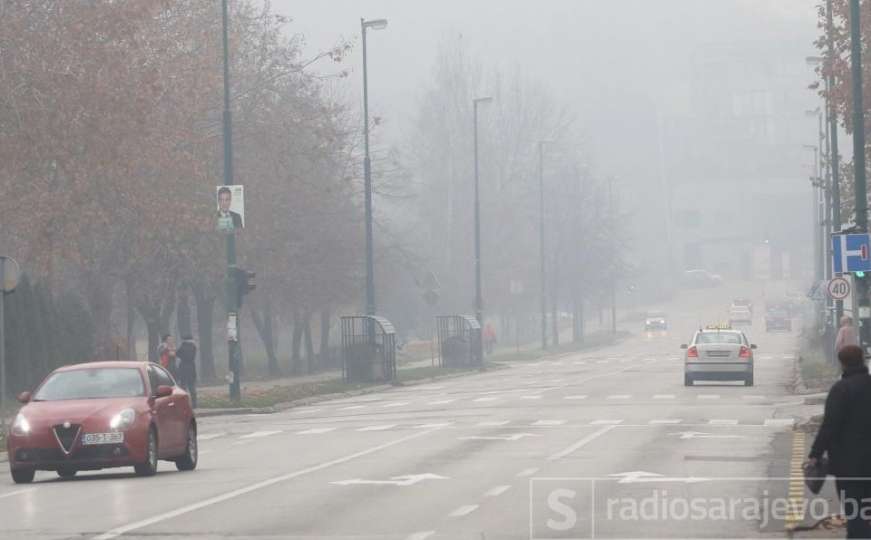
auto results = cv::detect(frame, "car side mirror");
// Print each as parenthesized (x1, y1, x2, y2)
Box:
(750, 344, 757, 350)
(17, 391, 31, 404)
(680, 344, 688, 349)
(155, 385, 173, 398)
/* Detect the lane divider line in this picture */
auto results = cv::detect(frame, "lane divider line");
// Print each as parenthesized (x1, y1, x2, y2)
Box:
(549, 425, 618, 461)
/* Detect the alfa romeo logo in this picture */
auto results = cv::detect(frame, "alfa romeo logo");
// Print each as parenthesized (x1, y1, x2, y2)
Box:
(63, 421, 71, 429)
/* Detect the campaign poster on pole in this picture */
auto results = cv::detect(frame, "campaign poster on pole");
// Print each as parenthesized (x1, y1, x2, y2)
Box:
(216, 185, 245, 231)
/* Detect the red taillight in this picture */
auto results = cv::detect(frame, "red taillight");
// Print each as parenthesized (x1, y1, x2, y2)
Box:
(687, 346, 698, 358)
(739, 346, 751, 359)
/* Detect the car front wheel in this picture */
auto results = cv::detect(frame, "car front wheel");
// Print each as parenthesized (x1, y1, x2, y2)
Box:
(134, 427, 158, 477)
(11, 467, 35, 484)
(175, 423, 198, 472)
(57, 467, 77, 479)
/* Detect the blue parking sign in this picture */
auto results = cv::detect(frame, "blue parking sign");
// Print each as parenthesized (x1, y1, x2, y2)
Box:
(832, 233, 871, 273)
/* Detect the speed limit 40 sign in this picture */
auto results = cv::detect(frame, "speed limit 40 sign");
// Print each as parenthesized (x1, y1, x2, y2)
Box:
(827, 276, 851, 300)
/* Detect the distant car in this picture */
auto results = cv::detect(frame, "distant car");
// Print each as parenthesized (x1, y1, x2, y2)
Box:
(683, 269, 720, 288)
(644, 312, 668, 331)
(6, 361, 197, 484)
(729, 307, 752, 326)
(682, 326, 756, 386)
(731, 298, 753, 314)
(765, 309, 792, 332)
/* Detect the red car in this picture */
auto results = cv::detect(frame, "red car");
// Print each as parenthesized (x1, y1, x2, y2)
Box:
(6, 361, 197, 483)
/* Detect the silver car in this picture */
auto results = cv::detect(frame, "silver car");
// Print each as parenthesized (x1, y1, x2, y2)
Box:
(682, 327, 756, 386)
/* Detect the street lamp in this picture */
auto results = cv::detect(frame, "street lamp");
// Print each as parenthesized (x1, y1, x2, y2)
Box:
(473, 97, 492, 338)
(361, 17, 388, 316)
(538, 140, 553, 350)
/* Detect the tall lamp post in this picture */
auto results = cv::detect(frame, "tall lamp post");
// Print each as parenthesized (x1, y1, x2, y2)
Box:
(221, 0, 241, 401)
(473, 97, 492, 334)
(538, 140, 552, 350)
(849, 0, 870, 349)
(361, 17, 388, 316)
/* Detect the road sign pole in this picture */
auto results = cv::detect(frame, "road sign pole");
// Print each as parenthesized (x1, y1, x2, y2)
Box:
(0, 286, 5, 430)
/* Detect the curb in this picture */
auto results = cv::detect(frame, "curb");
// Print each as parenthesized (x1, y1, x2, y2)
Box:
(194, 363, 508, 419)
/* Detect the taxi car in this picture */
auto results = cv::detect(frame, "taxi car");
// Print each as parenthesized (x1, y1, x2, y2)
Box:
(644, 312, 668, 331)
(6, 361, 197, 483)
(681, 325, 756, 386)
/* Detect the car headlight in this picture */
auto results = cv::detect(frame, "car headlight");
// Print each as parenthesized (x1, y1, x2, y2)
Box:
(12, 413, 31, 436)
(109, 408, 136, 431)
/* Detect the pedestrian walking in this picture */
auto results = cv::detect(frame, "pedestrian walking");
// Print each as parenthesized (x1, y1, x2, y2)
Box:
(807, 344, 871, 538)
(176, 334, 198, 409)
(483, 323, 497, 355)
(835, 316, 860, 354)
(157, 335, 177, 376)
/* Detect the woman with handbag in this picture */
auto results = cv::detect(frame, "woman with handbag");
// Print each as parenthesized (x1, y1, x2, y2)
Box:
(807, 344, 871, 538)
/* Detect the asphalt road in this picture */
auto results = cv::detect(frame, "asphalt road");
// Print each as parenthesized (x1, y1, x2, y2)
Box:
(0, 283, 808, 539)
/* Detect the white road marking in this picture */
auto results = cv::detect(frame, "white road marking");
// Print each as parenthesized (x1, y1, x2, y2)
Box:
(759, 355, 773, 360)
(520, 395, 543, 400)
(339, 405, 366, 411)
(764, 418, 796, 427)
(473, 397, 500, 402)
(297, 427, 336, 435)
(549, 424, 618, 460)
(428, 399, 455, 405)
(698, 394, 720, 400)
(610, 471, 710, 484)
(292, 408, 322, 415)
(198, 432, 226, 441)
(564, 395, 588, 400)
(357, 424, 397, 432)
(782, 354, 795, 360)
(406, 532, 436, 540)
(643, 357, 656, 362)
(485, 485, 512, 497)
(596, 360, 608, 364)
(477, 420, 510, 426)
(449, 504, 479, 517)
(573, 361, 587, 365)
(239, 430, 282, 439)
(532, 420, 566, 426)
(459, 433, 539, 441)
(649, 419, 683, 424)
(653, 394, 675, 400)
(0, 488, 34, 500)
(672, 431, 744, 440)
(590, 419, 623, 425)
(332, 473, 448, 486)
(607, 394, 631, 400)
(382, 401, 410, 408)
(743, 395, 766, 400)
(414, 423, 453, 429)
(708, 419, 739, 425)
(92, 427, 445, 540)
(517, 467, 539, 477)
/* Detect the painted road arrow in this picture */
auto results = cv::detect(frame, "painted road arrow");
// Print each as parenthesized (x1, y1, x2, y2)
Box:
(331, 473, 448, 487)
(670, 431, 745, 440)
(609, 471, 710, 484)
(457, 433, 540, 441)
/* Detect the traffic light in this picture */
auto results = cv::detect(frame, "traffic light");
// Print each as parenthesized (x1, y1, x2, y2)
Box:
(234, 268, 256, 306)
(857, 271, 866, 278)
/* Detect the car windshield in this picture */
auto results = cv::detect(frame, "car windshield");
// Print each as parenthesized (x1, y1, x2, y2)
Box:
(33, 368, 145, 401)
(695, 332, 742, 345)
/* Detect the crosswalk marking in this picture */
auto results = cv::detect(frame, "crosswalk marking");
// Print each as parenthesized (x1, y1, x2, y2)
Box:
(357, 424, 397, 432)
(297, 427, 336, 435)
(607, 394, 631, 400)
(590, 419, 623, 425)
(520, 395, 543, 400)
(564, 395, 588, 400)
(653, 394, 675, 400)
(698, 394, 720, 400)
(240, 430, 282, 439)
(532, 420, 566, 426)
(473, 397, 500, 402)
(764, 418, 795, 427)
(649, 419, 682, 424)
(428, 399, 455, 405)
(339, 405, 366, 411)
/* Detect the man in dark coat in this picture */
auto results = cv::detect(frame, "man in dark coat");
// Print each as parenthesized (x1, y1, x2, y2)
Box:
(808, 344, 871, 538)
(176, 335, 198, 409)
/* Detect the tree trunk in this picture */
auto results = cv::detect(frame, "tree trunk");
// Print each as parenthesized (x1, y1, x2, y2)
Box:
(250, 299, 279, 377)
(573, 290, 584, 344)
(319, 309, 331, 369)
(176, 290, 192, 339)
(303, 314, 314, 374)
(192, 281, 216, 381)
(125, 276, 137, 360)
(144, 315, 160, 363)
(290, 312, 303, 375)
(86, 275, 115, 360)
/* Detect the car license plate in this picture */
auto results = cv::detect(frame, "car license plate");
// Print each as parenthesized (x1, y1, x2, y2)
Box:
(82, 432, 124, 445)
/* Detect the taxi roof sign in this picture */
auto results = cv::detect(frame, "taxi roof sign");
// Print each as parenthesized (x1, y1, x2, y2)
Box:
(703, 323, 733, 330)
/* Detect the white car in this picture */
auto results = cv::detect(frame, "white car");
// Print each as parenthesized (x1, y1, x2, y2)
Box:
(682, 326, 756, 386)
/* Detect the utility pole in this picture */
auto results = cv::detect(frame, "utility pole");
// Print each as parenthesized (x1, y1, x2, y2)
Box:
(221, 0, 241, 401)
(538, 141, 548, 350)
(827, 0, 843, 322)
(473, 97, 492, 332)
(608, 178, 617, 338)
(849, 0, 870, 349)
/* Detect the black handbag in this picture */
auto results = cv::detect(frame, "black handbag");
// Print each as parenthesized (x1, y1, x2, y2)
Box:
(803, 458, 829, 494)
